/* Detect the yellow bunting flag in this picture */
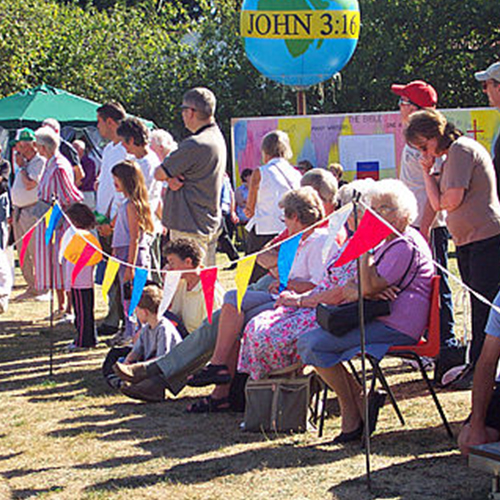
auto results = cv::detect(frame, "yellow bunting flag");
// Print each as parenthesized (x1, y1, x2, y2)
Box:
(101, 259, 120, 304)
(235, 255, 256, 312)
(44, 207, 53, 227)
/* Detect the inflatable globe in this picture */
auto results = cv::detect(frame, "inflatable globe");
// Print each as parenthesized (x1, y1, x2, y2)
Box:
(241, 0, 360, 88)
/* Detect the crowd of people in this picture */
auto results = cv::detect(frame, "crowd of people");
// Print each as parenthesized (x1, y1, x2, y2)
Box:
(1, 61, 500, 452)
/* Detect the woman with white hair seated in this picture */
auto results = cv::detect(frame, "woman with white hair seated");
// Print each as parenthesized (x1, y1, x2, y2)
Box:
(297, 179, 434, 444)
(34, 127, 83, 317)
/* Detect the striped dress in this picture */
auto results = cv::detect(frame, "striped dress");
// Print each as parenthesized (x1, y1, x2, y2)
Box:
(34, 154, 83, 291)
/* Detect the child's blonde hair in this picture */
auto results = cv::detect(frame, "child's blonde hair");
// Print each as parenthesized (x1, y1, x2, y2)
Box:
(112, 160, 154, 233)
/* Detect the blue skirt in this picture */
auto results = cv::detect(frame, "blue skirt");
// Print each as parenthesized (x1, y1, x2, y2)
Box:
(297, 320, 417, 368)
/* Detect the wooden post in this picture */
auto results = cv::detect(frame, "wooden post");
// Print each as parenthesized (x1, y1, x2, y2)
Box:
(296, 90, 307, 115)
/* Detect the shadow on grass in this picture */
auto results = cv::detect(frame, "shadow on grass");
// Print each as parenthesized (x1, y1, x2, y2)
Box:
(330, 454, 490, 500)
(79, 425, 466, 495)
(10, 485, 65, 499)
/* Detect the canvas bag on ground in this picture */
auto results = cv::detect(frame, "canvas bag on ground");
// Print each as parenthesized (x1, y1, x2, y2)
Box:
(243, 372, 314, 433)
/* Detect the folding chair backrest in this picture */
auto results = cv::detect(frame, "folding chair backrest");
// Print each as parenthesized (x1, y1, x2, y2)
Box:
(424, 275, 441, 356)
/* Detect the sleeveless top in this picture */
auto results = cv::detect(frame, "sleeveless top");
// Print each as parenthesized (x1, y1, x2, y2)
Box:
(246, 158, 302, 235)
(112, 200, 150, 249)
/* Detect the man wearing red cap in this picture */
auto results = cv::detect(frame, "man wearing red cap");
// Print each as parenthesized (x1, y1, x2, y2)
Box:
(391, 80, 464, 383)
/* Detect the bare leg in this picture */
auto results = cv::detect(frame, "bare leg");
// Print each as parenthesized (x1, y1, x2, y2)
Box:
(212, 339, 241, 400)
(211, 303, 244, 365)
(56, 289, 65, 312)
(316, 363, 363, 433)
(65, 291, 72, 314)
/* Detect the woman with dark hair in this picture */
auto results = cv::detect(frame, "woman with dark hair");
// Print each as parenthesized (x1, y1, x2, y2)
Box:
(405, 109, 500, 384)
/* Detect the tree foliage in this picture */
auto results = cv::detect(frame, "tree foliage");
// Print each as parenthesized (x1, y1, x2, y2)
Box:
(0, 0, 499, 144)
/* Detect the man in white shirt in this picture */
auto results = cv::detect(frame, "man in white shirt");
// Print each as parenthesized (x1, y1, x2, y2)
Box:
(10, 128, 46, 299)
(95, 102, 127, 336)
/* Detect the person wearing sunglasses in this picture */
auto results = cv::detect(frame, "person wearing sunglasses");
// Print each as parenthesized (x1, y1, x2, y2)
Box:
(475, 62, 500, 200)
(391, 80, 463, 384)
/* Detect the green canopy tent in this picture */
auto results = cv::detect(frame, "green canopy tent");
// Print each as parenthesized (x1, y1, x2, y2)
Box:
(0, 84, 101, 130)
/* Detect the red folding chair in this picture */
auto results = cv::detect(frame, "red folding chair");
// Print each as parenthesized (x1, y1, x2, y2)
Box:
(317, 275, 453, 438)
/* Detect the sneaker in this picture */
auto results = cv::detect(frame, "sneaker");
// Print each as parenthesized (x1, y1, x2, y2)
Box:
(65, 342, 81, 352)
(44, 309, 65, 321)
(57, 313, 75, 325)
(106, 330, 132, 347)
(35, 291, 52, 302)
(434, 344, 466, 385)
(97, 323, 120, 336)
(447, 364, 474, 390)
(402, 356, 435, 371)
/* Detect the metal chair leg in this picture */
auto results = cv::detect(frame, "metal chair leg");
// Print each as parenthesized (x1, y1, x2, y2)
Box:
(318, 384, 329, 438)
(369, 356, 406, 426)
(348, 359, 362, 385)
(414, 354, 454, 438)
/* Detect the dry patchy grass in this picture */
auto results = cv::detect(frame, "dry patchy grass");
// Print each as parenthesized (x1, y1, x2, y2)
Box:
(0, 256, 491, 500)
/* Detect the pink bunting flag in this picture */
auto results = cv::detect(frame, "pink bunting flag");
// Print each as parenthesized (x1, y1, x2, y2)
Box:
(71, 244, 96, 286)
(334, 209, 394, 267)
(200, 268, 218, 324)
(20, 226, 36, 267)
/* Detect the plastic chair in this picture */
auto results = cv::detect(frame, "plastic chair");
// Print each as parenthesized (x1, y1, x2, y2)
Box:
(317, 275, 453, 438)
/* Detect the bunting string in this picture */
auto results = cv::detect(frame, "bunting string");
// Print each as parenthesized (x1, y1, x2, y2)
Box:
(7, 199, 500, 318)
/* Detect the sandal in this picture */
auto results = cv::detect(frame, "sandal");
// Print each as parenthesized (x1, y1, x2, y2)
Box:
(186, 396, 230, 414)
(187, 364, 232, 387)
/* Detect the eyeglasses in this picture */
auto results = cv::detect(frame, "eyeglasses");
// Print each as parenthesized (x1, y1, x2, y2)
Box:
(482, 80, 500, 90)
(398, 97, 421, 109)
(373, 205, 397, 216)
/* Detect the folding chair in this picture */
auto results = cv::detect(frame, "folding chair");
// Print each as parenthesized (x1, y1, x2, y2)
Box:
(317, 275, 453, 438)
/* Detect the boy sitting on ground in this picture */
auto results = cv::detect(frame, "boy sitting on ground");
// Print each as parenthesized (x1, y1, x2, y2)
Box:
(118, 284, 183, 402)
(113, 238, 225, 402)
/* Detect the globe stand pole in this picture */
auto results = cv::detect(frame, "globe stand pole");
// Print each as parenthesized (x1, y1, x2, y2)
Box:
(296, 90, 307, 115)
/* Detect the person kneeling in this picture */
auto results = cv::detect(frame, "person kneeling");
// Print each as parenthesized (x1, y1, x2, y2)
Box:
(117, 284, 182, 402)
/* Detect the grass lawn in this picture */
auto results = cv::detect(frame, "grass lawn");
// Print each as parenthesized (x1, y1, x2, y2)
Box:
(0, 253, 491, 500)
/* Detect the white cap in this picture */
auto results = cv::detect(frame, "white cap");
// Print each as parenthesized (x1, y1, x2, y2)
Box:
(475, 62, 500, 82)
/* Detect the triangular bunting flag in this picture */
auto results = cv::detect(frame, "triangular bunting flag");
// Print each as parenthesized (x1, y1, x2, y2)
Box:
(128, 267, 148, 317)
(158, 271, 181, 317)
(44, 206, 53, 228)
(19, 226, 36, 267)
(45, 204, 62, 245)
(59, 227, 76, 264)
(235, 255, 256, 312)
(322, 203, 353, 264)
(277, 233, 301, 292)
(200, 268, 218, 323)
(334, 208, 394, 267)
(101, 259, 120, 304)
(71, 244, 96, 286)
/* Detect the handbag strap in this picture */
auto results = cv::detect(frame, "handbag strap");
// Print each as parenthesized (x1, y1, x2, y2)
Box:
(374, 238, 418, 293)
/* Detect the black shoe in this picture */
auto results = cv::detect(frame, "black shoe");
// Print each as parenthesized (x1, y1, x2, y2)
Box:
(434, 343, 466, 385)
(97, 324, 119, 335)
(332, 422, 363, 444)
(449, 364, 474, 390)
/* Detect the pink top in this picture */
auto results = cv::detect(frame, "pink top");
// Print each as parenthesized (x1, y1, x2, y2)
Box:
(64, 260, 94, 291)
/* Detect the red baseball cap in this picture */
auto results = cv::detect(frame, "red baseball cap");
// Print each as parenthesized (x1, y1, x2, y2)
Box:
(391, 80, 438, 108)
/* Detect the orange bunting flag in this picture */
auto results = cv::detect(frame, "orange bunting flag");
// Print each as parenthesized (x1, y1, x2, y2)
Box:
(334, 209, 394, 267)
(235, 255, 256, 312)
(200, 268, 218, 324)
(72, 244, 97, 286)
(19, 226, 36, 267)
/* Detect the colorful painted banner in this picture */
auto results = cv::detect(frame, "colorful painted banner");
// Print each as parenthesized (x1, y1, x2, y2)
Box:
(101, 259, 120, 304)
(235, 255, 256, 312)
(231, 107, 500, 186)
(200, 268, 218, 324)
(277, 233, 301, 292)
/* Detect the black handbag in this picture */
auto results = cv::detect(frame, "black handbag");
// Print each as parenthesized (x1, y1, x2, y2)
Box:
(316, 300, 391, 337)
(316, 239, 418, 337)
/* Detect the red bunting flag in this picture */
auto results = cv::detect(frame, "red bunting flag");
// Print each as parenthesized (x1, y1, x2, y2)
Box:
(71, 244, 96, 286)
(334, 209, 394, 267)
(200, 268, 218, 324)
(19, 226, 36, 267)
